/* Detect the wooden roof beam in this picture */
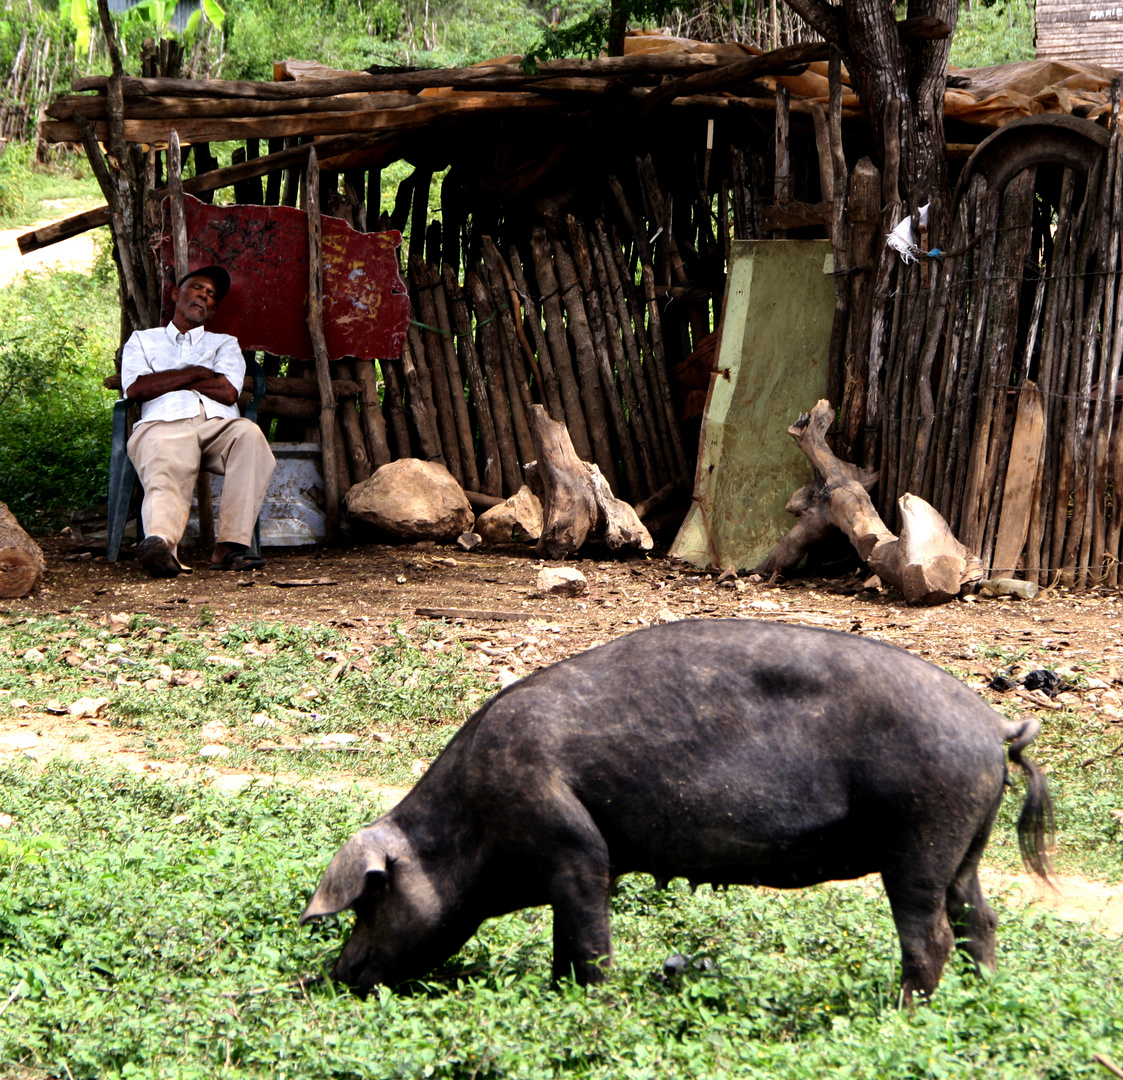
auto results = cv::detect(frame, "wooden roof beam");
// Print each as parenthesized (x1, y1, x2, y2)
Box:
(67, 52, 757, 101)
(18, 130, 385, 255)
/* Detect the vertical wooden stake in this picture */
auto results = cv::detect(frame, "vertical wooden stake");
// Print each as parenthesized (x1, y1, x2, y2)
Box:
(825, 44, 851, 419)
(773, 84, 791, 238)
(306, 148, 339, 543)
(167, 129, 188, 285)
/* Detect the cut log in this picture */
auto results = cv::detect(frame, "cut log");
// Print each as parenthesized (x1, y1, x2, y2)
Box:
(756, 400, 983, 605)
(0, 503, 45, 598)
(526, 405, 652, 560)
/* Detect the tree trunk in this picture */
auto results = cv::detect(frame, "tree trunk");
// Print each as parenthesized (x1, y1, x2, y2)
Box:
(782, 0, 955, 205)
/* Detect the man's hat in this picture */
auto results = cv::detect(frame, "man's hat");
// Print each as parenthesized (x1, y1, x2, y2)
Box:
(177, 264, 230, 302)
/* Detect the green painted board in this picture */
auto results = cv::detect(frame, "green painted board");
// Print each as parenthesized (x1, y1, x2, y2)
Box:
(669, 240, 834, 571)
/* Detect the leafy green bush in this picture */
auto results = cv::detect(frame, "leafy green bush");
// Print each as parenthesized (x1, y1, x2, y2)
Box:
(950, 0, 1036, 68)
(0, 268, 118, 531)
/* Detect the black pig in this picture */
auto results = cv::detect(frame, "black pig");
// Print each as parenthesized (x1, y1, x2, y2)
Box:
(301, 619, 1053, 1003)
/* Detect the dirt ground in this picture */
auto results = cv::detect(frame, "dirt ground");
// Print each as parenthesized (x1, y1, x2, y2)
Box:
(2, 532, 1122, 935)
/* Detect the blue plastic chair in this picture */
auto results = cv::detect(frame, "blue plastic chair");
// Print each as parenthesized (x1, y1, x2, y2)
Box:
(106, 354, 268, 562)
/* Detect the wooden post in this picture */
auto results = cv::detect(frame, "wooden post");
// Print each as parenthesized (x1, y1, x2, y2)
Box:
(353, 359, 392, 468)
(305, 148, 339, 543)
(530, 225, 593, 461)
(409, 254, 463, 482)
(443, 265, 503, 497)
(773, 84, 792, 236)
(402, 325, 446, 466)
(334, 359, 373, 484)
(466, 269, 524, 494)
(508, 246, 566, 424)
(991, 382, 1045, 577)
(566, 214, 643, 500)
(825, 45, 850, 416)
(424, 261, 480, 491)
(167, 130, 188, 287)
(549, 228, 620, 492)
(378, 356, 412, 459)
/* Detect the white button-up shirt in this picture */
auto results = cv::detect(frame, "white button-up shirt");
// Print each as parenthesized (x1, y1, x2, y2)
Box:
(121, 323, 245, 425)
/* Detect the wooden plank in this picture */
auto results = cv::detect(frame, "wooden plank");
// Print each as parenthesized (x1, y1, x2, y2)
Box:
(66, 53, 756, 100)
(46, 90, 422, 121)
(991, 381, 1046, 577)
(760, 200, 829, 230)
(105, 373, 361, 396)
(414, 607, 533, 622)
(637, 41, 829, 114)
(41, 93, 565, 144)
(167, 129, 188, 283)
(305, 149, 340, 543)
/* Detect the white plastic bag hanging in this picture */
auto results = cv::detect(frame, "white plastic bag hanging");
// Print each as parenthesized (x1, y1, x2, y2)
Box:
(886, 203, 930, 264)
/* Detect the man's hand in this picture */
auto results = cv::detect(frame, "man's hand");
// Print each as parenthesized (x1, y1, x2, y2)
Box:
(126, 365, 238, 406)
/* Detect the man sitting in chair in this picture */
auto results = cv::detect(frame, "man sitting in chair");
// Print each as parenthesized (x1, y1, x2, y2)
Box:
(121, 265, 276, 577)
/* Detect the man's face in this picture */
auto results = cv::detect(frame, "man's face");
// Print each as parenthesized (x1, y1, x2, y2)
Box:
(171, 274, 220, 330)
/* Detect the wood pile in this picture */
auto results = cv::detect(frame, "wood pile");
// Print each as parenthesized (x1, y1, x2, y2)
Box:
(23, 42, 827, 256)
(39, 43, 829, 146)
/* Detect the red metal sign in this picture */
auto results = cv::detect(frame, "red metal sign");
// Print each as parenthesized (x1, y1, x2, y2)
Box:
(157, 195, 410, 361)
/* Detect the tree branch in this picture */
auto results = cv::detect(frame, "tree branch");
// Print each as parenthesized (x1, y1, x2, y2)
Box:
(781, 0, 844, 43)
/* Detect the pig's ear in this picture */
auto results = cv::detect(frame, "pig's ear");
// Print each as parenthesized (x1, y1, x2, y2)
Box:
(300, 831, 389, 923)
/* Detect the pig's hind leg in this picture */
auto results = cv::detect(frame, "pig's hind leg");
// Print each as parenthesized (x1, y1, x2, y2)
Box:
(539, 795, 614, 985)
(881, 869, 955, 1006)
(945, 815, 999, 973)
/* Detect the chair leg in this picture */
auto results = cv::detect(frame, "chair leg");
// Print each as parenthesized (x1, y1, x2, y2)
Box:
(197, 474, 215, 554)
(250, 516, 262, 559)
(106, 448, 139, 563)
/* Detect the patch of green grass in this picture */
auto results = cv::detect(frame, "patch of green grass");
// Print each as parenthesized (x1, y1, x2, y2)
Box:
(0, 263, 119, 530)
(0, 614, 491, 784)
(0, 147, 102, 228)
(0, 761, 1120, 1079)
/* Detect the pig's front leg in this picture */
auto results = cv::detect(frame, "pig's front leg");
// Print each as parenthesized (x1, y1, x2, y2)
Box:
(541, 810, 613, 984)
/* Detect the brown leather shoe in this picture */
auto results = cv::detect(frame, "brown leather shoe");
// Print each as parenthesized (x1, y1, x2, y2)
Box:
(136, 535, 182, 578)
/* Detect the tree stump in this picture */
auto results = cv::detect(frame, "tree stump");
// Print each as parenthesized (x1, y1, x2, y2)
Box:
(0, 503, 45, 598)
(525, 405, 653, 560)
(756, 400, 983, 605)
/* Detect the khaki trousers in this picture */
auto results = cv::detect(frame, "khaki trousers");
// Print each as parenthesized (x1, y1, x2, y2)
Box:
(127, 407, 276, 554)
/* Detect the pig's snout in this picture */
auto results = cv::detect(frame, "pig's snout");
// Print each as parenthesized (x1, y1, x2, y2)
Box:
(329, 923, 385, 994)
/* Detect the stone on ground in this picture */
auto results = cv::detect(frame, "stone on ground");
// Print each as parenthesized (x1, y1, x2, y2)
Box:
(475, 486, 543, 544)
(533, 566, 588, 598)
(345, 459, 474, 542)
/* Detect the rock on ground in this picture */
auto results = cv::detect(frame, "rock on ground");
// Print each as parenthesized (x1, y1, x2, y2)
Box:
(475, 486, 543, 545)
(345, 459, 474, 542)
(533, 566, 588, 598)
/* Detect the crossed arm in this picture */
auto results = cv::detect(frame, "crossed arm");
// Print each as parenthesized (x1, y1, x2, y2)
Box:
(125, 365, 239, 406)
